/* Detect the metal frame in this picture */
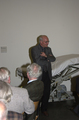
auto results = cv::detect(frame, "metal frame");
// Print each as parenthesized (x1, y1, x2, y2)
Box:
(16, 63, 79, 102)
(49, 63, 79, 102)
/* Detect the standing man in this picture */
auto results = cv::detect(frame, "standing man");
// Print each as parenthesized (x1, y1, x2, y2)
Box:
(31, 35, 56, 116)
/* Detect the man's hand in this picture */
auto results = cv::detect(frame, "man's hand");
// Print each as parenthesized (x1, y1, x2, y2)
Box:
(40, 52, 47, 57)
(49, 54, 52, 56)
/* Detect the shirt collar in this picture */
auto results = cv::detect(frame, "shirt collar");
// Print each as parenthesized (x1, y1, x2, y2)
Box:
(27, 79, 37, 84)
(39, 44, 45, 51)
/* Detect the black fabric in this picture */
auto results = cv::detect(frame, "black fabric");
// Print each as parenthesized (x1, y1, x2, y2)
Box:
(41, 71, 51, 111)
(74, 104, 79, 116)
(76, 77, 79, 94)
(72, 77, 79, 117)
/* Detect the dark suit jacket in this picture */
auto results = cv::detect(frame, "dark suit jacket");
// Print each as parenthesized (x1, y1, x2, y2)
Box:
(24, 80, 44, 102)
(31, 44, 56, 80)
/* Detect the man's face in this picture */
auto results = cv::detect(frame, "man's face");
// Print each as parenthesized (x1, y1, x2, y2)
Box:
(40, 36, 49, 48)
(8, 76, 11, 84)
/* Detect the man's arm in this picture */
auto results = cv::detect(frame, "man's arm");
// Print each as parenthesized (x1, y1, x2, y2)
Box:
(31, 47, 56, 66)
(31, 47, 48, 66)
(46, 48, 56, 62)
(23, 89, 35, 114)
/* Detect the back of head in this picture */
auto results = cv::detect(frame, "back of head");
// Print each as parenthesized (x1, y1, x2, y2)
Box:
(0, 80, 12, 104)
(0, 67, 10, 83)
(0, 101, 7, 120)
(26, 63, 42, 79)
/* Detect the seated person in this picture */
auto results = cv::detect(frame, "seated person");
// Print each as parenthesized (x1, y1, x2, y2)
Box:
(24, 63, 44, 120)
(0, 80, 12, 104)
(0, 80, 23, 120)
(25, 63, 44, 102)
(0, 67, 35, 115)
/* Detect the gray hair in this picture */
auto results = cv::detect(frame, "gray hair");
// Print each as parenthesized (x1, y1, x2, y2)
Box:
(37, 35, 48, 43)
(0, 80, 12, 104)
(37, 35, 43, 43)
(26, 63, 42, 78)
(0, 101, 7, 120)
(0, 67, 10, 81)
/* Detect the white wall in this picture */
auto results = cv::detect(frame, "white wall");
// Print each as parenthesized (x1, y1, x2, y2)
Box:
(0, 0, 79, 87)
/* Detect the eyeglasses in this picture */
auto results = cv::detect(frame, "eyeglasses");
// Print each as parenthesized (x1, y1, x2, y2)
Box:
(44, 41, 50, 43)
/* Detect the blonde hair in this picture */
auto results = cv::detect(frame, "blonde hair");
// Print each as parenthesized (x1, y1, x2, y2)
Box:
(0, 67, 10, 81)
(0, 80, 12, 104)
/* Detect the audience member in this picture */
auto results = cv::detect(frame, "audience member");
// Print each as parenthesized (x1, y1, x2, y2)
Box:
(0, 67, 35, 115)
(0, 80, 12, 104)
(25, 63, 44, 102)
(0, 81, 12, 120)
(24, 63, 44, 120)
(0, 78, 23, 120)
(31, 35, 56, 116)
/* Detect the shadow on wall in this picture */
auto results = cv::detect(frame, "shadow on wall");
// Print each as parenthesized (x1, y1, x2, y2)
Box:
(29, 37, 39, 63)
(16, 38, 39, 87)
(29, 46, 34, 63)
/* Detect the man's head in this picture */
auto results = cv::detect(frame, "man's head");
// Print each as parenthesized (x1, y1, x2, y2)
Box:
(0, 101, 7, 120)
(0, 67, 10, 84)
(0, 80, 12, 103)
(37, 35, 49, 48)
(26, 63, 42, 80)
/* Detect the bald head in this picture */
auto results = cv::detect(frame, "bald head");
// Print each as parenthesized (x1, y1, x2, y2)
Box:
(37, 35, 49, 48)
